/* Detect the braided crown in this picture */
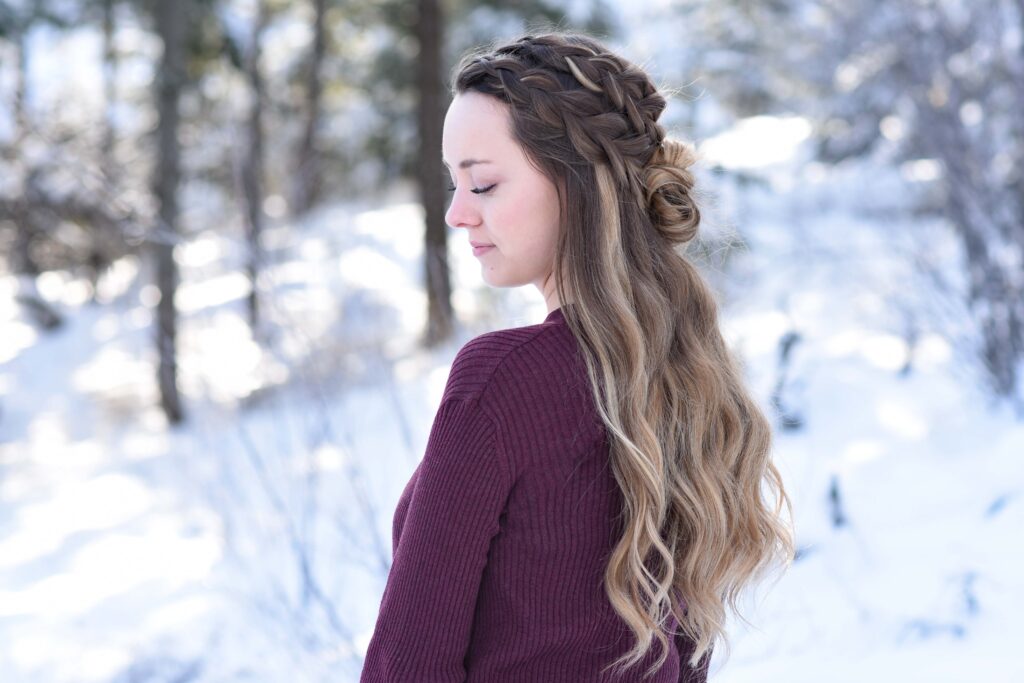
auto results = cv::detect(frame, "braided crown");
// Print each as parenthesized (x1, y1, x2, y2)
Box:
(454, 33, 700, 246)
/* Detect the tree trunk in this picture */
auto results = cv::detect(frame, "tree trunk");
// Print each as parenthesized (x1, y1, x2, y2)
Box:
(417, 0, 453, 346)
(897, 14, 1024, 407)
(89, 0, 120, 301)
(154, 0, 186, 424)
(242, 1, 268, 334)
(12, 27, 62, 330)
(102, 0, 117, 184)
(291, 0, 326, 216)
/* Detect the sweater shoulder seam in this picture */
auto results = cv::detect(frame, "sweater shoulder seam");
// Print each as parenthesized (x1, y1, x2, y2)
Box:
(460, 321, 564, 404)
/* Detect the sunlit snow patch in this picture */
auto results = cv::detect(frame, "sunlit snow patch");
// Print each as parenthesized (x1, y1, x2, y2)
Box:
(699, 115, 812, 169)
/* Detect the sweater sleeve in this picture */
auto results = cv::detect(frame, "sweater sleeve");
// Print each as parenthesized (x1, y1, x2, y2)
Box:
(360, 397, 512, 683)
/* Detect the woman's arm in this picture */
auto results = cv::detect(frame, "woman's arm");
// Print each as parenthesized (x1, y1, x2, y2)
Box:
(360, 397, 512, 683)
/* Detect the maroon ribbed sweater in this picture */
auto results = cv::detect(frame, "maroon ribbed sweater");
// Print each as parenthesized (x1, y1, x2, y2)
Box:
(361, 306, 712, 682)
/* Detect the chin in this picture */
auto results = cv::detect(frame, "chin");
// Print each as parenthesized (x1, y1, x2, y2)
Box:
(481, 273, 509, 288)
(481, 269, 524, 289)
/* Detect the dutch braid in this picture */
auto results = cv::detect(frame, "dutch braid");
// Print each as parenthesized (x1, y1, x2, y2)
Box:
(456, 33, 700, 248)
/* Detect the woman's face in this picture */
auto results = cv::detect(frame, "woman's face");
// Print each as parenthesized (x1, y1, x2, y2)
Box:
(442, 91, 562, 302)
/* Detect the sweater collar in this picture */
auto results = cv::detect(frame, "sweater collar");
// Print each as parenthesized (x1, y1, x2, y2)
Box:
(544, 306, 566, 324)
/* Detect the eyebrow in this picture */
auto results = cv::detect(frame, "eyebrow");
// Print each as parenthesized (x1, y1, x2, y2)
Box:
(441, 158, 493, 169)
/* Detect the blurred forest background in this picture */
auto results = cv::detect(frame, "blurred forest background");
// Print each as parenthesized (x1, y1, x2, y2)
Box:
(1, 0, 1022, 681)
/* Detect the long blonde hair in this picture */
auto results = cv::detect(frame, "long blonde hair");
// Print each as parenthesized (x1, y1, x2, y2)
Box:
(451, 30, 795, 678)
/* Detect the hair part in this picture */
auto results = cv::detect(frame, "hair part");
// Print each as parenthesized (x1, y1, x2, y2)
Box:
(450, 30, 795, 679)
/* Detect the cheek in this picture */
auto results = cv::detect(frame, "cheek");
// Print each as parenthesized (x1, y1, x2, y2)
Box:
(507, 181, 560, 243)
(533, 188, 561, 249)
(486, 197, 523, 245)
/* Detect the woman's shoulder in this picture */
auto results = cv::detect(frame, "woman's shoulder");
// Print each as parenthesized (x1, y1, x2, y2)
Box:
(440, 310, 571, 406)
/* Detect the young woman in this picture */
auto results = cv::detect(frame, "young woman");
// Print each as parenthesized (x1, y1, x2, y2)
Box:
(361, 30, 794, 682)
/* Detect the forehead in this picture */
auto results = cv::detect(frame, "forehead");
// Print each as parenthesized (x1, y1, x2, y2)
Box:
(442, 91, 516, 164)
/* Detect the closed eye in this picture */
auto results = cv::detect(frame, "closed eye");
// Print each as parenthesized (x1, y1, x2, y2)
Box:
(446, 183, 497, 195)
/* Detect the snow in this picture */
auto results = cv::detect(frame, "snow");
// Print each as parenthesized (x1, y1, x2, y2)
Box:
(2, 121, 1022, 681)
(2, 11, 1023, 682)
(699, 116, 813, 169)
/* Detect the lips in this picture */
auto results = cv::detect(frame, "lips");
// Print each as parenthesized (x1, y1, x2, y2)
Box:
(471, 241, 495, 257)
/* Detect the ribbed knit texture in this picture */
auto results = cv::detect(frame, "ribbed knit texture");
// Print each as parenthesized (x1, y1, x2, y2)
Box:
(361, 306, 711, 682)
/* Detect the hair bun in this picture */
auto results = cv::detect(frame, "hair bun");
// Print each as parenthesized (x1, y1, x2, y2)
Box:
(643, 138, 701, 246)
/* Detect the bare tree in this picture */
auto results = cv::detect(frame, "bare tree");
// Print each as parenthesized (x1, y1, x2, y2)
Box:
(101, 0, 118, 185)
(2, 5, 64, 330)
(241, 0, 269, 334)
(688, 0, 1024, 407)
(87, 0, 122, 301)
(291, 0, 327, 216)
(891, 4, 1024, 404)
(817, 1, 1024, 406)
(153, 0, 187, 423)
(416, 0, 452, 346)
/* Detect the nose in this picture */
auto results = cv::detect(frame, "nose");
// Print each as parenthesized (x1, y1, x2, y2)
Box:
(445, 187, 482, 230)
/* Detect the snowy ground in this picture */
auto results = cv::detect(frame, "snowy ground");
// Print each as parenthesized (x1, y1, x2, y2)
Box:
(2, 123, 1023, 683)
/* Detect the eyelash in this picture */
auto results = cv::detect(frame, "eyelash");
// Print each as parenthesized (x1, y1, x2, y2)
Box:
(446, 183, 496, 195)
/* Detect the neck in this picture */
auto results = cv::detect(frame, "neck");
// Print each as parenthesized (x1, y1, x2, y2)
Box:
(537, 270, 563, 315)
